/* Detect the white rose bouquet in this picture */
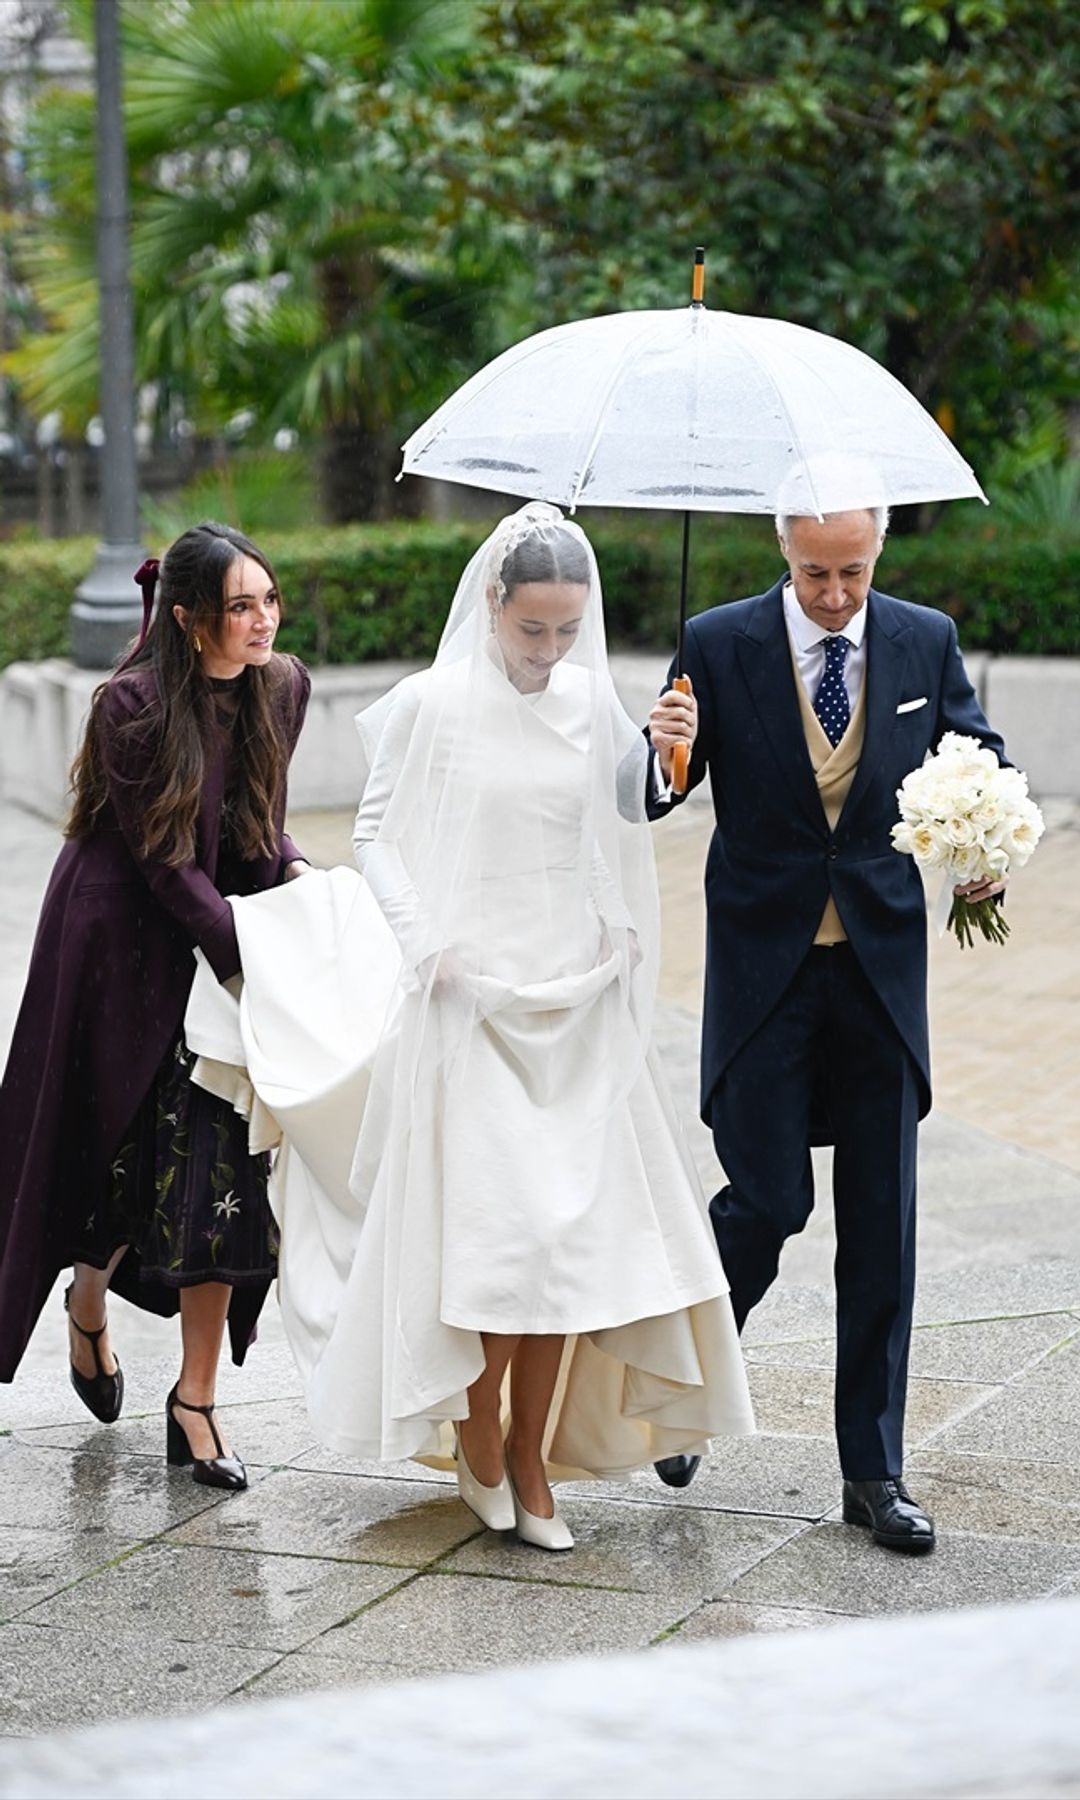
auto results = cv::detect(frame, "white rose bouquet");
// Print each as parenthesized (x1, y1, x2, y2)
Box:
(891, 733, 1044, 948)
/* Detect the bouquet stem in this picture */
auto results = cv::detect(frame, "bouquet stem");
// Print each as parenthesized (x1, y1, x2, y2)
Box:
(948, 895, 1010, 949)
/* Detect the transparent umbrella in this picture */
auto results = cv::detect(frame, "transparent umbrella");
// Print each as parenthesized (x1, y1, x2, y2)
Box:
(401, 251, 985, 785)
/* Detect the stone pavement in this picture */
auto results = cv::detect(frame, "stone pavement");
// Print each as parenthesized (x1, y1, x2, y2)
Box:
(2, 797, 1079, 1741)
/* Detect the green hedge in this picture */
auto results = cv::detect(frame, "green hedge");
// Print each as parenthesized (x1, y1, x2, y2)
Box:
(1, 514, 1077, 670)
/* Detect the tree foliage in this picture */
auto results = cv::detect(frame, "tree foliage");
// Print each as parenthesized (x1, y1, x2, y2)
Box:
(4, 0, 1079, 522)
(7, 0, 489, 517)
(426, 0, 1080, 482)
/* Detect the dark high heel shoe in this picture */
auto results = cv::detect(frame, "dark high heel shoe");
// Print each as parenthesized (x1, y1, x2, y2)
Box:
(64, 1285, 124, 1423)
(165, 1383, 247, 1491)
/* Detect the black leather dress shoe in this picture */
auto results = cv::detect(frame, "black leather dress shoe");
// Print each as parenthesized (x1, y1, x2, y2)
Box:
(654, 1454, 702, 1489)
(842, 1478, 935, 1553)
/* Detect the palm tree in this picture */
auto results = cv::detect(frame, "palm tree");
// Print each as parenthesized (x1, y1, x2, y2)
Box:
(7, 0, 485, 520)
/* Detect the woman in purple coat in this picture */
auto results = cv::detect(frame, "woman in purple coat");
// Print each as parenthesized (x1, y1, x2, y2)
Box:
(0, 521, 311, 1490)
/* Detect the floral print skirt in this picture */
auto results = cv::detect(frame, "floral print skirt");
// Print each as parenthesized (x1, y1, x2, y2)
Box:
(75, 1032, 277, 1289)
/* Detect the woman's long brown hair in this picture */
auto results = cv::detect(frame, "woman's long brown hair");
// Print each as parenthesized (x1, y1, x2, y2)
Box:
(67, 521, 292, 867)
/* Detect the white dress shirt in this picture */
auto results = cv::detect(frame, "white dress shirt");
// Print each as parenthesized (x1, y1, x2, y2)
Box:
(652, 586, 870, 801)
(782, 581, 867, 712)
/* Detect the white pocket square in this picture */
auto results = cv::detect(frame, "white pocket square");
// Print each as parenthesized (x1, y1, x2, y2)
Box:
(896, 697, 928, 714)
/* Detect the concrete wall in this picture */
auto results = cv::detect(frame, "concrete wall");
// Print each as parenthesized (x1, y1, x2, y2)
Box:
(1, 652, 1077, 821)
(982, 657, 1080, 799)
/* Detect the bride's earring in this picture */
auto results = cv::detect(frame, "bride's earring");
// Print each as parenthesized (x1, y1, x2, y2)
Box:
(192, 631, 202, 654)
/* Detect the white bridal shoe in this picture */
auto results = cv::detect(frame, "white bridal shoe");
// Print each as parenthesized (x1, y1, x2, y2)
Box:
(509, 1474, 575, 1552)
(455, 1437, 516, 1531)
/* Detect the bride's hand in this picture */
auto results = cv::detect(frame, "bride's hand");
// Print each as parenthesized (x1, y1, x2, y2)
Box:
(417, 948, 472, 997)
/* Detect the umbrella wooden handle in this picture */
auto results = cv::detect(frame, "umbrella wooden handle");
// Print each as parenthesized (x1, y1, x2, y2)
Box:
(671, 675, 692, 795)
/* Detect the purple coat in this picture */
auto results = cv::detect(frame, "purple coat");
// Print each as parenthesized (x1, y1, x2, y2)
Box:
(0, 655, 310, 1380)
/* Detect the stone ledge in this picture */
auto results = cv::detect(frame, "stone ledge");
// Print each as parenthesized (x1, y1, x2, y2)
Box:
(1, 652, 1077, 820)
(0, 1595, 1077, 1798)
(983, 657, 1080, 804)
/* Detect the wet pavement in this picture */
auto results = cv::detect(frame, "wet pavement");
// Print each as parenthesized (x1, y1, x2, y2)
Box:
(2, 796, 1079, 1736)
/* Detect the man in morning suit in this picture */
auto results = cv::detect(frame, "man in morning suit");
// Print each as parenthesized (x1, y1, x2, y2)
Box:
(646, 503, 1008, 1552)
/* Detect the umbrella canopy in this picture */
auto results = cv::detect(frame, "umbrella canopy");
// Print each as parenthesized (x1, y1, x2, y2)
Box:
(401, 305, 985, 518)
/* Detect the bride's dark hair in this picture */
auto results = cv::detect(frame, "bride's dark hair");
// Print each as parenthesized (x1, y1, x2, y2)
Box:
(66, 521, 292, 868)
(498, 524, 590, 598)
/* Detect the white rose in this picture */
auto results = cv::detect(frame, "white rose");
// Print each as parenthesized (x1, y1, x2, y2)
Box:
(936, 733, 969, 761)
(984, 845, 1010, 878)
(948, 842, 989, 883)
(944, 815, 979, 849)
(994, 767, 1030, 807)
(911, 823, 949, 869)
(916, 777, 954, 821)
(1001, 808, 1044, 867)
(969, 795, 1006, 834)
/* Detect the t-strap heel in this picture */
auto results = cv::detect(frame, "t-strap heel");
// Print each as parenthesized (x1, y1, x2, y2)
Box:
(64, 1285, 123, 1423)
(165, 1383, 247, 1491)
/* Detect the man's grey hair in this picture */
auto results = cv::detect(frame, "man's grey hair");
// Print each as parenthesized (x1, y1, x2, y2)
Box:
(775, 503, 891, 545)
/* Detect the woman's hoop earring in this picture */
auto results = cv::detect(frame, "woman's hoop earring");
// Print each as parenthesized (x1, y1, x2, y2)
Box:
(192, 632, 202, 655)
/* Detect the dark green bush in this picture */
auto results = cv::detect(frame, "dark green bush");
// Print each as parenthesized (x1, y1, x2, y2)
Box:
(1, 513, 1077, 670)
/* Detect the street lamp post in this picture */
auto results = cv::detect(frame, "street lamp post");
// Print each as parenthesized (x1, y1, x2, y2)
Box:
(70, 0, 145, 669)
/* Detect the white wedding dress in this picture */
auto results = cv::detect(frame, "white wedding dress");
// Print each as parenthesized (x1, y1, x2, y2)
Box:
(186, 507, 754, 1478)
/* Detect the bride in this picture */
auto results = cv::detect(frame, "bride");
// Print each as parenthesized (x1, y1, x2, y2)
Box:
(323, 502, 753, 1549)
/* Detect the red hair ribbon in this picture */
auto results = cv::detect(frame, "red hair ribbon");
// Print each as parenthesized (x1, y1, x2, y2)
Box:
(113, 557, 160, 674)
(132, 557, 160, 650)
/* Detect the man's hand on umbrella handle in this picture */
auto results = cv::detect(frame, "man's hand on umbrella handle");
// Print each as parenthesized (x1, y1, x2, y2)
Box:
(649, 679, 697, 784)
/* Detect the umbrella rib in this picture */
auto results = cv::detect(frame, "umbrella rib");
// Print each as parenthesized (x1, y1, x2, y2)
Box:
(569, 314, 674, 512)
(408, 326, 591, 460)
(721, 317, 831, 520)
(728, 321, 985, 510)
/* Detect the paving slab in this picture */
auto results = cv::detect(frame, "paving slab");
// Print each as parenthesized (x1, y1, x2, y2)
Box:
(746, 1312, 1075, 1385)
(232, 1650, 400, 1703)
(163, 1468, 482, 1567)
(1, 1328, 302, 1432)
(0, 1528, 140, 1623)
(0, 1621, 277, 1736)
(440, 1499, 800, 1599)
(913, 1260, 1080, 1326)
(288, 1447, 454, 1485)
(727, 1520, 1080, 1617)
(21, 1541, 406, 1653)
(16, 1397, 320, 1470)
(0, 1439, 239, 1538)
(740, 1285, 838, 1347)
(311, 1570, 684, 1675)
(929, 1334, 1080, 1463)
(667, 1598, 858, 1643)
(917, 1107, 1080, 1208)
(906, 1451, 1080, 1544)
(746, 1362, 998, 1447)
(562, 1433, 844, 1522)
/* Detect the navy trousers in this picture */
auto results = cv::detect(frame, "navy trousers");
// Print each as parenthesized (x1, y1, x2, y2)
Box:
(708, 944, 920, 1479)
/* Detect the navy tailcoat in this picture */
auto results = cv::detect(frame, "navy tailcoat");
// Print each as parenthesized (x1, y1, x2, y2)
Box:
(649, 578, 1007, 1128)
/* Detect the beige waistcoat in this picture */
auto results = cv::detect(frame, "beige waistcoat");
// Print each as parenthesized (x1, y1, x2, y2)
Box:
(789, 643, 868, 944)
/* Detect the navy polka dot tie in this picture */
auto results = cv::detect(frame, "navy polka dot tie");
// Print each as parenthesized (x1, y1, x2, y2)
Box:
(813, 635, 851, 748)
